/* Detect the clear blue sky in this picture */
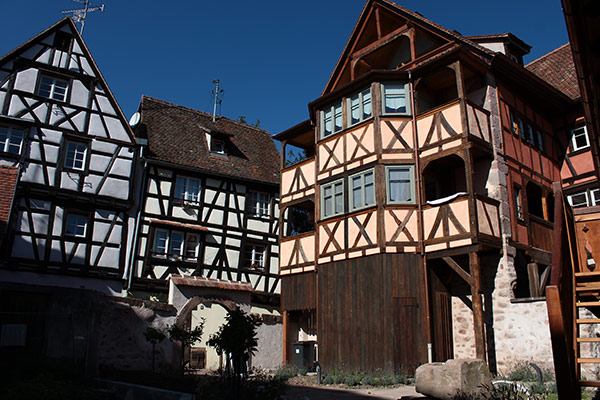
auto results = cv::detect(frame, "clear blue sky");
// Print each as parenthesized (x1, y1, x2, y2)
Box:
(0, 1, 568, 137)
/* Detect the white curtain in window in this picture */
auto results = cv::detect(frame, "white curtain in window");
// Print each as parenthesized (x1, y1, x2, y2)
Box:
(389, 168, 411, 202)
(384, 84, 406, 113)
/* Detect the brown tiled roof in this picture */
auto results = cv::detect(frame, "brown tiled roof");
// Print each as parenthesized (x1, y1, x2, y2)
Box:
(139, 96, 280, 185)
(526, 43, 580, 101)
(0, 166, 18, 234)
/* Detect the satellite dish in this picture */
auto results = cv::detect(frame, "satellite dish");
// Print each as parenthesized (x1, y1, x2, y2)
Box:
(129, 112, 141, 127)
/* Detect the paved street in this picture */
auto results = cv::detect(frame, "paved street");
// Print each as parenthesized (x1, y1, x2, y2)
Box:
(284, 384, 427, 400)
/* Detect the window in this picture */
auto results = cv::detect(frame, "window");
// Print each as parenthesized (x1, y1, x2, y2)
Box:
(349, 169, 375, 211)
(571, 126, 590, 151)
(526, 123, 535, 144)
(244, 244, 265, 269)
(153, 229, 201, 261)
(348, 88, 372, 126)
(64, 142, 87, 170)
(175, 176, 201, 204)
(535, 129, 544, 152)
(386, 166, 415, 204)
(0, 126, 24, 154)
(184, 233, 201, 260)
(249, 191, 270, 217)
(65, 214, 87, 237)
(320, 101, 343, 138)
(514, 185, 524, 220)
(321, 179, 344, 218)
(38, 75, 68, 102)
(211, 139, 225, 154)
(382, 83, 409, 114)
(567, 188, 600, 208)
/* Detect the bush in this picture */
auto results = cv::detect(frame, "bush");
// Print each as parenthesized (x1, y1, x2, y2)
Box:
(272, 365, 305, 381)
(320, 370, 412, 388)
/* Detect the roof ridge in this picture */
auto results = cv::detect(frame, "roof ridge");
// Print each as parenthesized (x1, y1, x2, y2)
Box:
(526, 42, 570, 68)
(140, 95, 270, 134)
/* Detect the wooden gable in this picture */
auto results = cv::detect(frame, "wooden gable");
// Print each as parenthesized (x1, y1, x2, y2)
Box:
(0, 18, 135, 144)
(323, 0, 463, 94)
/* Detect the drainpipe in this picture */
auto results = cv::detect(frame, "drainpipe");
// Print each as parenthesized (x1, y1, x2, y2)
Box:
(409, 71, 432, 362)
(126, 147, 147, 292)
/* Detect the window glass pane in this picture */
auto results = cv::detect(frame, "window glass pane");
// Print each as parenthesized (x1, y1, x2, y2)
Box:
(384, 84, 406, 114)
(65, 142, 86, 170)
(591, 189, 600, 206)
(364, 172, 374, 205)
(170, 232, 184, 255)
(572, 126, 589, 150)
(352, 176, 362, 208)
(362, 89, 372, 119)
(527, 124, 535, 144)
(323, 109, 332, 137)
(388, 168, 412, 202)
(536, 130, 544, 152)
(154, 230, 168, 253)
(334, 103, 343, 132)
(568, 192, 589, 208)
(185, 234, 199, 258)
(350, 94, 360, 125)
(66, 215, 86, 237)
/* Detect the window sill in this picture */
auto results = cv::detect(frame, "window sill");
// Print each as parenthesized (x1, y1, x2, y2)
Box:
(510, 296, 545, 304)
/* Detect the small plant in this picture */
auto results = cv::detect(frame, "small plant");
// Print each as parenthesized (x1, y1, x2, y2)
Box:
(143, 326, 165, 373)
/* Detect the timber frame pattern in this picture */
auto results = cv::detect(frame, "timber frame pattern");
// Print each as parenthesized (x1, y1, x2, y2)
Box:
(0, 18, 137, 279)
(275, 0, 578, 374)
(129, 96, 281, 304)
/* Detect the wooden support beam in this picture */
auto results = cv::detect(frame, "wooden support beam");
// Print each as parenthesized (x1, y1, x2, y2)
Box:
(351, 24, 409, 61)
(442, 256, 473, 286)
(375, 5, 382, 39)
(528, 262, 540, 297)
(283, 311, 290, 364)
(469, 252, 486, 361)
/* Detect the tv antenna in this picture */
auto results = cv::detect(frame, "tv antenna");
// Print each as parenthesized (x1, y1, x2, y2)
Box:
(211, 80, 224, 122)
(62, 0, 105, 35)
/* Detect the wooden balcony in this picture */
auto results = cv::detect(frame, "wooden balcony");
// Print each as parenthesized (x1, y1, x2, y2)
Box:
(279, 231, 316, 275)
(466, 101, 492, 145)
(281, 157, 315, 204)
(416, 100, 463, 156)
(422, 193, 501, 253)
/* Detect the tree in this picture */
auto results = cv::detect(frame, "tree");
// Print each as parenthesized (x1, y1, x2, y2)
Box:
(143, 327, 165, 373)
(167, 320, 204, 374)
(207, 309, 262, 380)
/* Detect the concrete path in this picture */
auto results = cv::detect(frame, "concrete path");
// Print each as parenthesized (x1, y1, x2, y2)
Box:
(284, 384, 427, 400)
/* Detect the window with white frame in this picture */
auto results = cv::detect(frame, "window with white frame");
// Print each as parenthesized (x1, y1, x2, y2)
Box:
(211, 139, 226, 154)
(153, 229, 201, 260)
(320, 101, 343, 138)
(184, 233, 201, 260)
(175, 176, 201, 204)
(321, 179, 344, 218)
(567, 188, 600, 208)
(386, 166, 414, 204)
(0, 126, 24, 154)
(382, 83, 409, 114)
(64, 142, 87, 170)
(244, 244, 265, 269)
(348, 88, 372, 126)
(571, 126, 590, 151)
(249, 191, 270, 217)
(349, 169, 375, 211)
(65, 214, 87, 237)
(38, 75, 68, 102)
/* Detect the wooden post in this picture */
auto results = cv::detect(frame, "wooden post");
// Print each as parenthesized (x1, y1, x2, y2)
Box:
(283, 311, 289, 364)
(469, 252, 486, 361)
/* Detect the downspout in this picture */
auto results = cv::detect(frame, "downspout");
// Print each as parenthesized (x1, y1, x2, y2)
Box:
(126, 145, 147, 292)
(409, 71, 432, 361)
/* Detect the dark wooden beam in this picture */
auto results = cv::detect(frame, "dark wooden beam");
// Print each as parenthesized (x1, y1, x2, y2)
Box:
(442, 256, 473, 286)
(469, 252, 486, 361)
(351, 24, 410, 62)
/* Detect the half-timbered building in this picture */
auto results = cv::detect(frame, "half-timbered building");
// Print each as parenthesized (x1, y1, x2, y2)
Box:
(0, 18, 137, 295)
(129, 96, 281, 369)
(275, 0, 577, 374)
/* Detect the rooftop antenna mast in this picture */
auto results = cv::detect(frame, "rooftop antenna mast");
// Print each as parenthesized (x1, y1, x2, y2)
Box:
(211, 80, 223, 122)
(62, 0, 105, 35)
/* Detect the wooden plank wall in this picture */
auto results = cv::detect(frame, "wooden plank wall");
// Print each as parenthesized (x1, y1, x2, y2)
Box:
(317, 253, 426, 373)
(281, 272, 317, 311)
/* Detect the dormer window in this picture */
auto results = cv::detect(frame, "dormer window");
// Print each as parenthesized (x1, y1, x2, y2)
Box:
(211, 139, 225, 154)
(38, 75, 68, 102)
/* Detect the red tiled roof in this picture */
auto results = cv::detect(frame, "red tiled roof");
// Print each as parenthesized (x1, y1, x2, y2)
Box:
(526, 43, 580, 101)
(0, 166, 18, 234)
(169, 275, 253, 292)
(139, 96, 280, 185)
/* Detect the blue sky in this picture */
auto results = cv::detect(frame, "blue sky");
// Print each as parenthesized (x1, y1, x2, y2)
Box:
(0, 1, 568, 137)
